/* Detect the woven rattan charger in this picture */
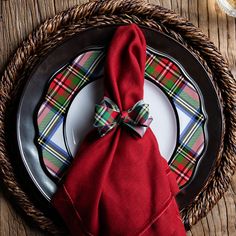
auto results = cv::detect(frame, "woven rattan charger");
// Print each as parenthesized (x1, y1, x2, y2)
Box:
(0, 0, 235, 234)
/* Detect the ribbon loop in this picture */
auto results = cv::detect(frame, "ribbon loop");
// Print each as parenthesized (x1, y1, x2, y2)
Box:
(93, 97, 153, 137)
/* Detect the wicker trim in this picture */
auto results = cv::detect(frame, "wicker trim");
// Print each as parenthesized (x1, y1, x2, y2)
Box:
(0, 0, 235, 234)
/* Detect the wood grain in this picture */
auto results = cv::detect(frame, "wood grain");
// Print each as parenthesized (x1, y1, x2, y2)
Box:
(0, 0, 235, 235)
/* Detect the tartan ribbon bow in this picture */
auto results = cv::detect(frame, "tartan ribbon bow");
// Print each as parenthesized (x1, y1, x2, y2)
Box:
(94, 97, 153, 137)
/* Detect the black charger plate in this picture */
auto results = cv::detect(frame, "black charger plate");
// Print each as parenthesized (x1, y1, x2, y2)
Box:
(16, 25, 223, 210)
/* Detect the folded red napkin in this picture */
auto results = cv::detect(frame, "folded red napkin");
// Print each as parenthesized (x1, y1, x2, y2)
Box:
(52, 24, 186, 236)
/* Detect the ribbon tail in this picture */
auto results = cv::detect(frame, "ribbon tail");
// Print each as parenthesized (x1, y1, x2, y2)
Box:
(125, 117, 153, 137)
(143, 117, 153, 127)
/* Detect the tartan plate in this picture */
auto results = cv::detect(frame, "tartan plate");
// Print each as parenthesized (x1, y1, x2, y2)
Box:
(36, 46, 206, 188)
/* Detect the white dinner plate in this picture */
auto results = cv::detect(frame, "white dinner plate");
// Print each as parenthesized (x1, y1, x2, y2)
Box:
(65, 79, 178, 162)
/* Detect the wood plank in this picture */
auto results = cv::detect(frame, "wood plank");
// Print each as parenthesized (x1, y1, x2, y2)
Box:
(198, 0, 209, 36)
(0, 3, 3, 71)
(0, 184, 47, 236)
(0, 0, 235, 235)
(227, 14, 236, 67)
(188, 0, 199, 27)
(207, 0, 219, 51)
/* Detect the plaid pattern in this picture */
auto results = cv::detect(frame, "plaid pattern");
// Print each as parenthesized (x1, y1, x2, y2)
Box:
(145, 47, 205, 186)
(94, 97, 152, 137)
(37, 50, 105, 178)
(36, 47, 206, 187)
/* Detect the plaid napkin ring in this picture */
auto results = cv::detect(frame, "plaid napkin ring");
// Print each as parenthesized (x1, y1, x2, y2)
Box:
(94, 97, 153, 137)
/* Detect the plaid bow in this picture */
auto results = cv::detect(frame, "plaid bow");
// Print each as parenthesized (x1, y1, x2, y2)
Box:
(94, 97, 153, 137)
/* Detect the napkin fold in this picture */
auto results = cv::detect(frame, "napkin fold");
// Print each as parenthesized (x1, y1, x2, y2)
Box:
(52, 24, 186, 236)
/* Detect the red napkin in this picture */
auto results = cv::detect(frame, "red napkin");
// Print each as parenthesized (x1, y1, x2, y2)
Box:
(52, 24, 186, 236)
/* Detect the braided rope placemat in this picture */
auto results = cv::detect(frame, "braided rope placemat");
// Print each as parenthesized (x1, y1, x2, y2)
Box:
(0, 0, 235, 234)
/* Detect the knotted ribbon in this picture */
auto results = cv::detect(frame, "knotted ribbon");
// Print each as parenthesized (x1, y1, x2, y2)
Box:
(94, 97, 153, 137)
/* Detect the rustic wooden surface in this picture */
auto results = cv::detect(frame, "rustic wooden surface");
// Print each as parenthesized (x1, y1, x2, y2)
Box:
(0, 0, 235, 235)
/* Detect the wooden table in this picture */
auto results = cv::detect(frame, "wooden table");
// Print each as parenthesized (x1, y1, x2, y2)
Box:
(0, 0, 235, 235)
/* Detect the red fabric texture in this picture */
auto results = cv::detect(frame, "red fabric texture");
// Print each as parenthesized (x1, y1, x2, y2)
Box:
(52, 24, 186, 236)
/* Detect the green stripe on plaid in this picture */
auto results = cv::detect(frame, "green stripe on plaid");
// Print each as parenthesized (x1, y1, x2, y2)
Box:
(36, 47, 206, 187)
